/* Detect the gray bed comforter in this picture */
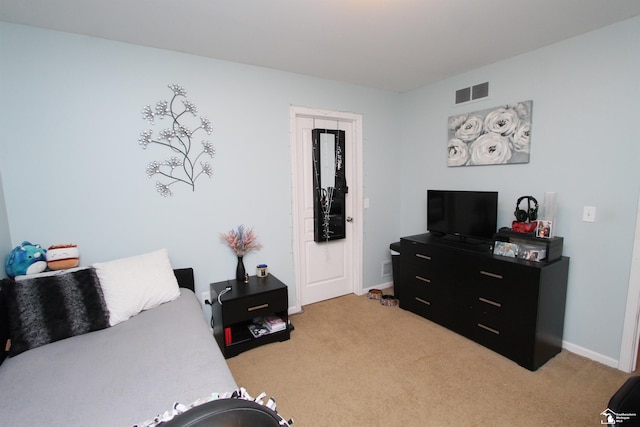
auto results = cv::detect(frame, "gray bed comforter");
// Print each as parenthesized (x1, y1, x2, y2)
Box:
(0, 289, 237, 426)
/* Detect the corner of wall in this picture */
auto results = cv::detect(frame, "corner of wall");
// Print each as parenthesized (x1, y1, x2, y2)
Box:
(0, 170, 12, 279)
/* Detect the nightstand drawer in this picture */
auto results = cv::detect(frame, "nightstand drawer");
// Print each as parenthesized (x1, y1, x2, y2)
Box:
(223, 288, 287, 325)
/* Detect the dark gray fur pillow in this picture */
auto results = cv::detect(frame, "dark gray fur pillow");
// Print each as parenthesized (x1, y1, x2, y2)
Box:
(4, 267, 110, 356)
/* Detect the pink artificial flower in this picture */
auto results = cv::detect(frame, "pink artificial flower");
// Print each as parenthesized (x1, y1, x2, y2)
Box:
(220, 225, 263, 256)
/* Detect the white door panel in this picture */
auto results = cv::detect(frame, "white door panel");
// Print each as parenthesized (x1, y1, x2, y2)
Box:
(291, 108, 362, 307)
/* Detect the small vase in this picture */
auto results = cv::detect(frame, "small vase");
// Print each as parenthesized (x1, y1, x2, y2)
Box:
(236, 256, 246, 281)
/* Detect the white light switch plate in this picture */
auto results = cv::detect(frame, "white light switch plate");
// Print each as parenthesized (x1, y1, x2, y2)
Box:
(583, 206, 596, 222)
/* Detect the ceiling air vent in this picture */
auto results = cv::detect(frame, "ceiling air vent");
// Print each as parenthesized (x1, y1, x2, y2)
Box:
(455, 87, 471, 104)
(455, 82, 489, 104)
(472, 82, 489, 100)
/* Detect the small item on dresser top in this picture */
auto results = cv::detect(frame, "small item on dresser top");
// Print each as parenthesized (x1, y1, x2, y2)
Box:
(46, 244, 80, 270)
(380, 294, 398, 307)
(512, 220, 538, 233)
(256, 264, 268, 277)
(512, 195, 539, 234)
(244, 273, 249, 283)
(367, 289, 383, 300)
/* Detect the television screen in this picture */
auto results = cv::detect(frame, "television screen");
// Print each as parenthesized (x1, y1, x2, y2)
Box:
(427, 190, 498, 240)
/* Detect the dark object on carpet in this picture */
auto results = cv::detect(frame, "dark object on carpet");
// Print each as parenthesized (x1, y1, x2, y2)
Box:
(607, 376, 640, 426)
(161, 398, 287, 427)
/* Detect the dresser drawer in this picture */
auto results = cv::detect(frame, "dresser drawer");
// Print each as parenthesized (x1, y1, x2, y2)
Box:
(475, 274, 506, 305)
(400, 282, 450, 326)
(401, 239, 442, 268)
(471, 320, 504, 354)
(401, 284, 434, 315)
(402, 263, 436, 288)
(400, 298, 448, 326)
(403, 263, 453, 297)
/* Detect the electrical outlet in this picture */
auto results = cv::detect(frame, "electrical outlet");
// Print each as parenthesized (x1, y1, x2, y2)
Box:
(201, 291, 211, 304)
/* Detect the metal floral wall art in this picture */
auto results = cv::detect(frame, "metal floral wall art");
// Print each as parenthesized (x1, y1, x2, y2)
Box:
(447, 100, 532, 167)
(139, 84, 215, 196)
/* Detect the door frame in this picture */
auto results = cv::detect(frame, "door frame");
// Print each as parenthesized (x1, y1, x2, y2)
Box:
(289, 106, 364, 312)
(619, 191, 640, 372)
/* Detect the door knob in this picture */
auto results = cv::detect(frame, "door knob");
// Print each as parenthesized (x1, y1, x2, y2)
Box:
(346, 217, 353, 222)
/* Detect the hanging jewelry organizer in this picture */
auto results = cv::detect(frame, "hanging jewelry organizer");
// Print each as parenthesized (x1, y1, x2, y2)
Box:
(312, 128, 347, 242)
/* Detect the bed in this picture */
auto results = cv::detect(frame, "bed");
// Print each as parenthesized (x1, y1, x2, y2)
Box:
(0, 249, 247, 426)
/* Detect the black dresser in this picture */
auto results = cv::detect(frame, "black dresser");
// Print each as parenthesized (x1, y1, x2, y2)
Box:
(399, 233, 569, 371)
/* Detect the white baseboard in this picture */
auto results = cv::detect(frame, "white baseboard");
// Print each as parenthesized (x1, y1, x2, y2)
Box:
(562, 340, 621, 370)
(360, 281, 393, 296)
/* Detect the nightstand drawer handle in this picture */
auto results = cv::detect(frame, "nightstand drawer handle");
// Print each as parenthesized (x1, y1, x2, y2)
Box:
(415, 275, 431, 283)
(479, 297, 501, 308)
(415, 253, 431, 260)
(248, 303, 269, 312)
(478, 323, 500, 335)
(480, 270, 503, 280)
(415, 297, 431, 306)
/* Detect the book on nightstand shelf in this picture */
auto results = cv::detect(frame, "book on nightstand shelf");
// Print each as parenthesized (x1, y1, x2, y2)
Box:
(248, 315, 286, 337)
(261, 315, 287, 332)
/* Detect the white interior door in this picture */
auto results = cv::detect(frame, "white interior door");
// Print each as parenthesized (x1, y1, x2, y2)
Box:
(291, 107, 363, 308)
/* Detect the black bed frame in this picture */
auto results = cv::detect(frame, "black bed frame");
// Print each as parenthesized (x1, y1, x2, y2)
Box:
(174, 268, 195, 292)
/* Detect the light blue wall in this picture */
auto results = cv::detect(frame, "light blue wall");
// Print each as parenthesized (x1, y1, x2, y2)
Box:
(0, 170, 11, 279)
(399, 16, 640, 362)
(1, 16, 639, 364)
(0, 23, 402, 312)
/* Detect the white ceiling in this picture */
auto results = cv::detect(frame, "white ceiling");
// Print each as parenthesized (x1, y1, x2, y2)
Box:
(2, 0, 640, 93)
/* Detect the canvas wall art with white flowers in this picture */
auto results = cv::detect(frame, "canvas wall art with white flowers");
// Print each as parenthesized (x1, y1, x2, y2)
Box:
(447, 100, 532, 167)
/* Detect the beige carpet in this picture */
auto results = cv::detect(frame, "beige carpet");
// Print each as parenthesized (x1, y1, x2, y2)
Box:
(226, 290, 633, 426)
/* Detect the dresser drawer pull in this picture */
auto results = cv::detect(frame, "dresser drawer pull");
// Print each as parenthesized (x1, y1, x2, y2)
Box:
(415, 253, 431, 260)
(415, 275, 431, 284)
(478, 323, 500, 335)
(480, 270, 503, 280)
(478, 297, 501, 308)
(247, 303, 269, 312)
(415, 297, 431, 306)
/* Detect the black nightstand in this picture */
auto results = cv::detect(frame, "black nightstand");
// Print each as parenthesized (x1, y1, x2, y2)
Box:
(210, 275, 290, 358)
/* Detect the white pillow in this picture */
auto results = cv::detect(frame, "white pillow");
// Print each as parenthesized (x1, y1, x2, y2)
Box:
(92, 249, 180, 326)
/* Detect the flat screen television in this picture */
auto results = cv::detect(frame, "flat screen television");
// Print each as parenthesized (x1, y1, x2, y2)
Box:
(427, 190, 498, 241)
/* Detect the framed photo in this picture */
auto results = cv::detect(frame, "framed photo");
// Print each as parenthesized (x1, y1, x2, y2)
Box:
(536, 220, 552, 238)
(516, 244, 547, 262)
(493, 241, 518, 258)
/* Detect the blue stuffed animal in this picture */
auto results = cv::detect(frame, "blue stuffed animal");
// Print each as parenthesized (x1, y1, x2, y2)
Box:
(5, 242, 48, 278)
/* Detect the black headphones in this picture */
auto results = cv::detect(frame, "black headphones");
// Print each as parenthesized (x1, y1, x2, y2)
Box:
(514, 196, 539, 222)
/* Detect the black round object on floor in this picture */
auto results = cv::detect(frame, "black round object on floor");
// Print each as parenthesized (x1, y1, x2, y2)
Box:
(161, 398, 283, 427)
